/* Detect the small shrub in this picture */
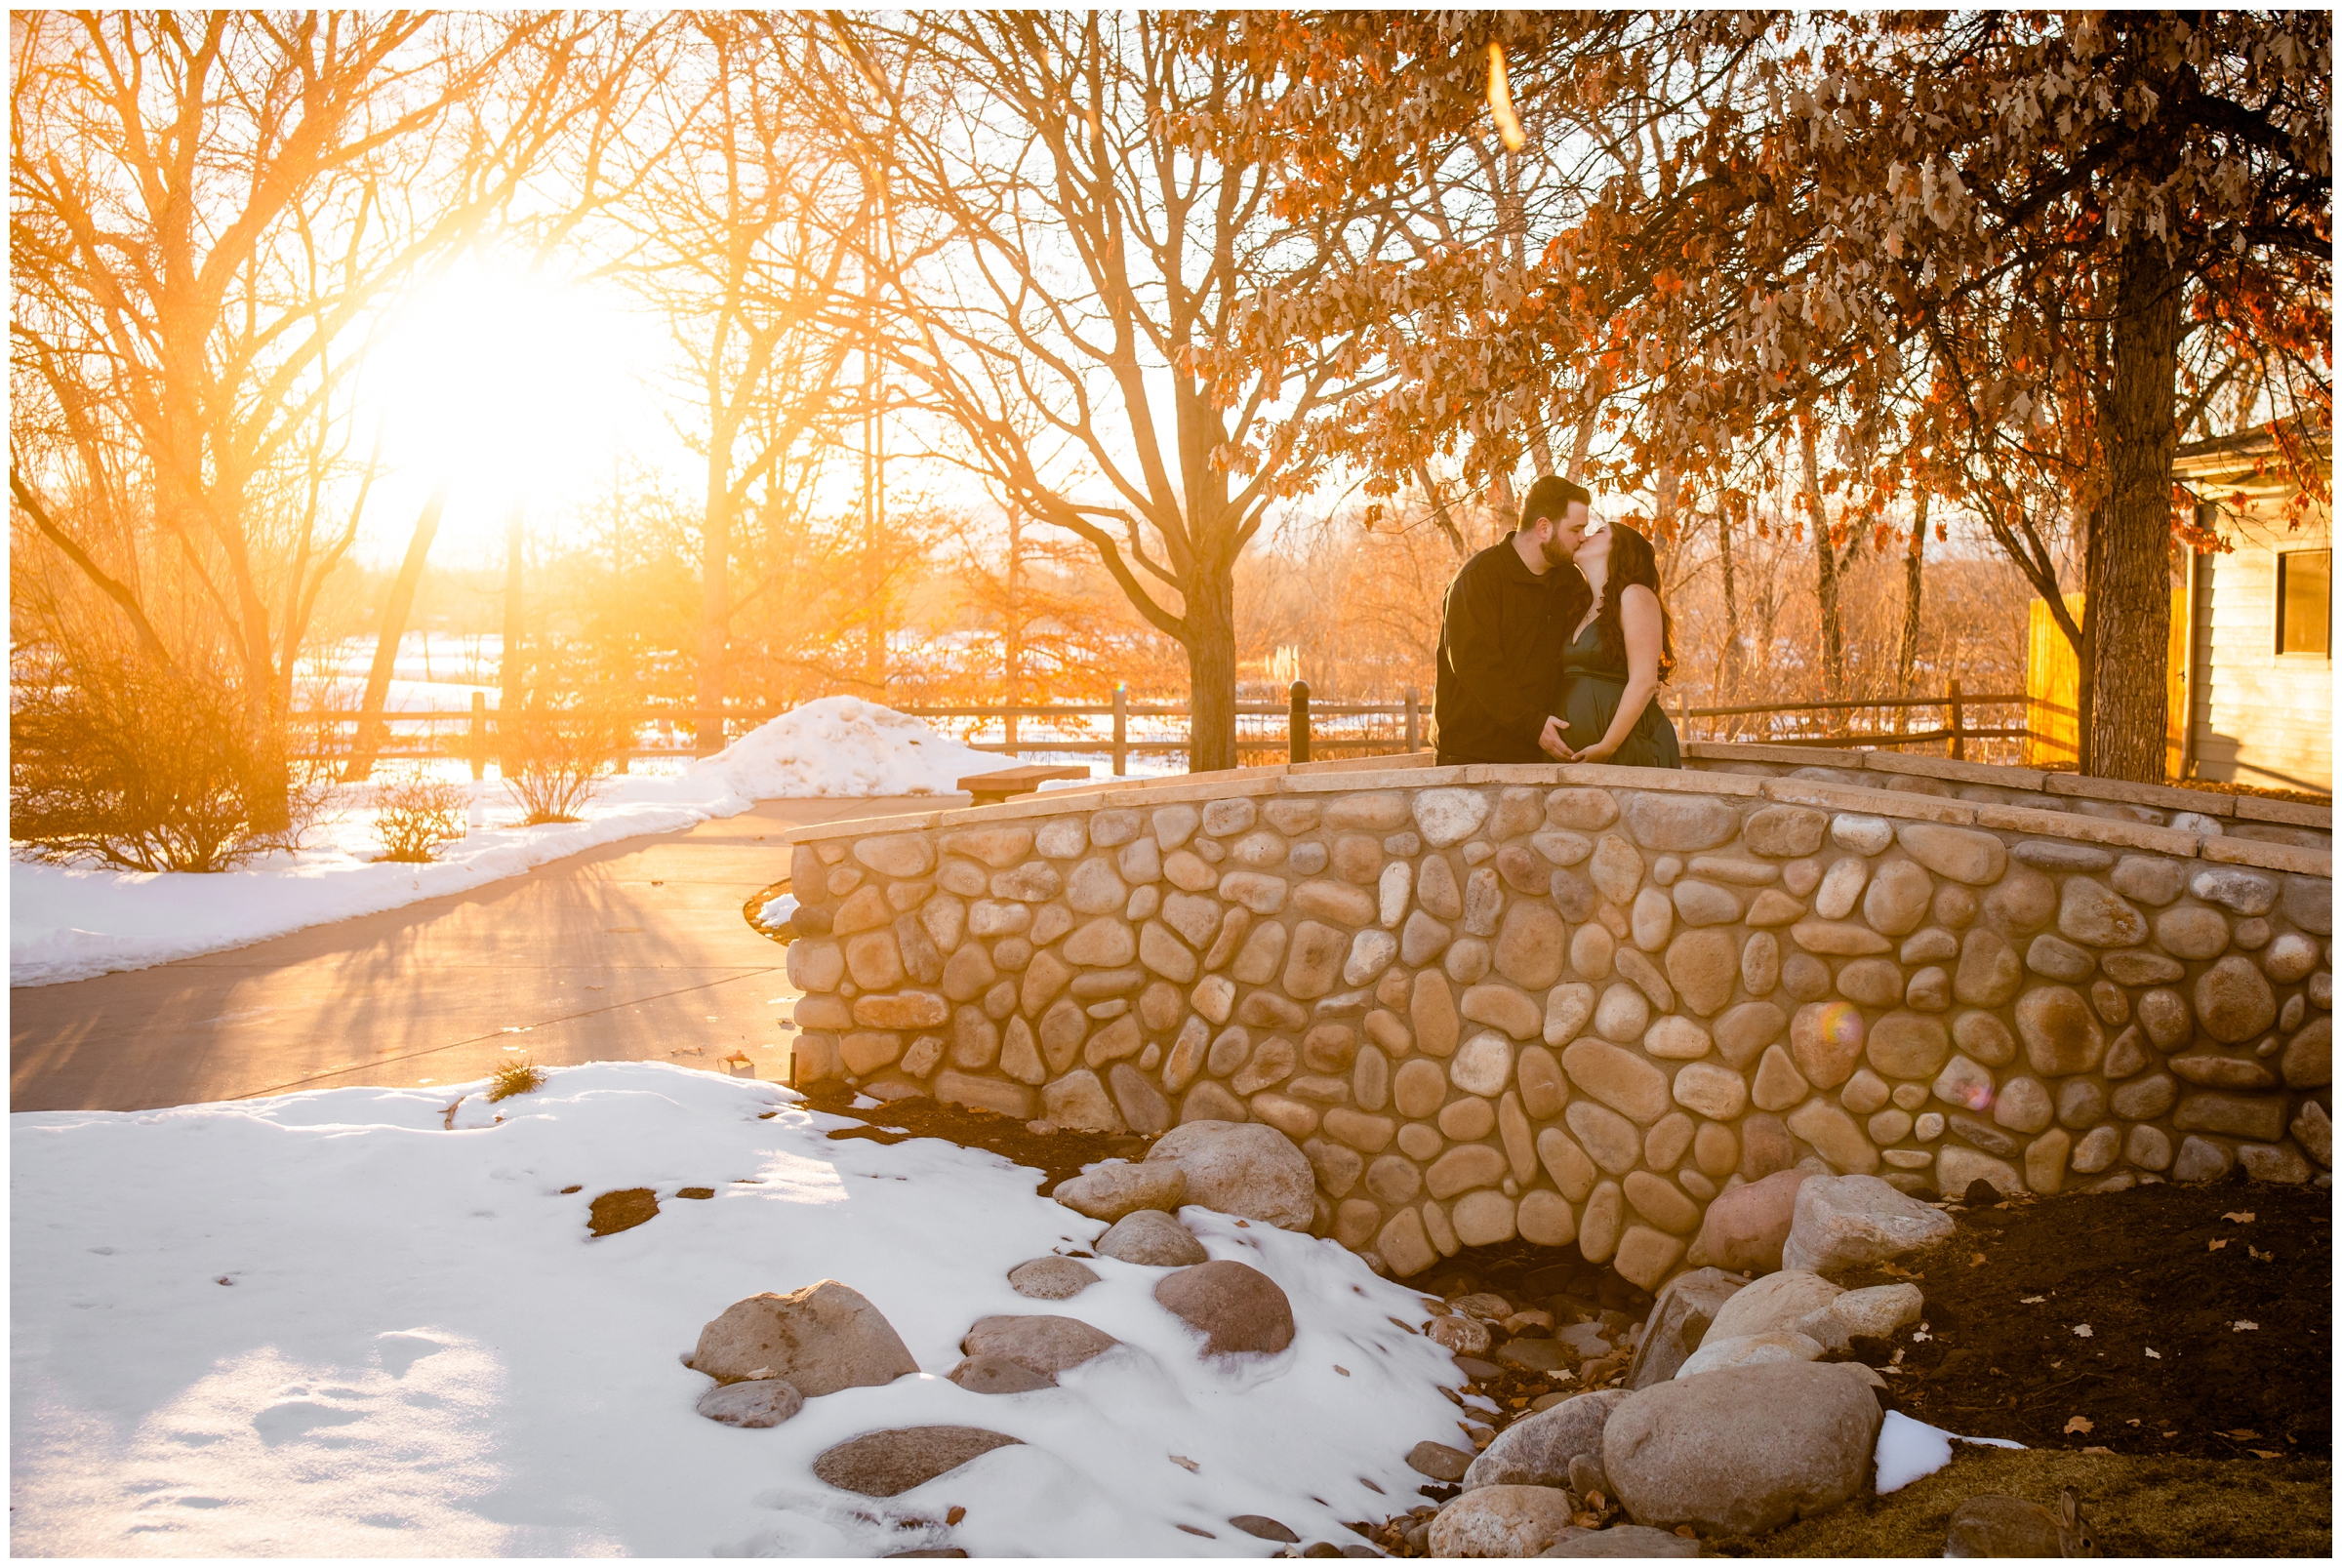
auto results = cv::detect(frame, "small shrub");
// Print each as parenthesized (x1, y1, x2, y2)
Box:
(373, 773, 468, 863)
(487, 1058, 545, 1102)
(10, 652, 292, 871)
(504, 703, 631, 824)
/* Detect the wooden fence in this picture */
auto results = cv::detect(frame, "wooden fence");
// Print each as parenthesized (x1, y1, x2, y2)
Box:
(296, 682, 2043, 778)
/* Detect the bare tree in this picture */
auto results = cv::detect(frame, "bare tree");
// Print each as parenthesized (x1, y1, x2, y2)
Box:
(10, 13, 623, 822)
(790, 13, 1389, 771)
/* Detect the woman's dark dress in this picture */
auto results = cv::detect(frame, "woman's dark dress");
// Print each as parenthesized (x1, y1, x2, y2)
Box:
(1556, 621, 1681, 768)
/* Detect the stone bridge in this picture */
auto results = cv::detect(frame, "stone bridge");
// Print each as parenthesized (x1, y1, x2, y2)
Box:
(779, 744, 2332, 1287)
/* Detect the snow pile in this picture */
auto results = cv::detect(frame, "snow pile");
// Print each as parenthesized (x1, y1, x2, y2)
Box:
(1873, 1409, 2026, 1494)
(11, 698, 1032, 986)
(699, 696, 1007, 800)
(12, 1064, 1459, 1557)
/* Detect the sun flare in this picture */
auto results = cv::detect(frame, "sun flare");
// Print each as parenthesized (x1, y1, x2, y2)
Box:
(361, 256, 661, 550)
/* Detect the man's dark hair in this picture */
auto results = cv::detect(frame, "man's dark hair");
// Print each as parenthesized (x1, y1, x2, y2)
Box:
(1520, 475, 1592, 531)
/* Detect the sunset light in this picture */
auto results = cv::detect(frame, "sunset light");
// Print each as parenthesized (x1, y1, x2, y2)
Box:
(9, 13, 2331, 1560)
(362, 256, 665, 552)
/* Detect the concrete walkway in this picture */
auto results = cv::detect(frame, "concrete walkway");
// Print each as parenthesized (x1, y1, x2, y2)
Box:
(9, 797, 939, 1113)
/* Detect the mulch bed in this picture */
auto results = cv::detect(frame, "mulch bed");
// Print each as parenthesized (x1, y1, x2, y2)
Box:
(1837, 1177, 2330, 1461)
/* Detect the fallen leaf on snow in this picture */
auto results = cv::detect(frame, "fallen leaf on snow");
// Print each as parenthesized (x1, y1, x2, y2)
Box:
(2232, 1320, 2259, 1332)
(1169, 1455, 1199, 1472)
(2064, 1416, 2094, 1434)
(2072, 1324, 2094, 1338)
(1334, 1365, 1351, 1377)
(947, 1507, 966, 1525)
(2221, 1211, 2255, 1224)
(2144, 1347, 2161, 1359)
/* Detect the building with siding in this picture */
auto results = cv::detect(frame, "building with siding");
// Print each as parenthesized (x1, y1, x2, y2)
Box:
(2174, 426, 2331, 794)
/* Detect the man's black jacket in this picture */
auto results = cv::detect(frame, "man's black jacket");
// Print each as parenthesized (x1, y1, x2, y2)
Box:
(1433, 532, 1592, 764)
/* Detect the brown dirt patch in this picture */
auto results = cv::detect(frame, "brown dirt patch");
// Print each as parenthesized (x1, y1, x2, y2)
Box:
(1834, 1178, 2329, 1460)
(1716, 1446, 2331, 1557)
(587, 1186, 660, 1235)
(796, 1087, 1155, 1197)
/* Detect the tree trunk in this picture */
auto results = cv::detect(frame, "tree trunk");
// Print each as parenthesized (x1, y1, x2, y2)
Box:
(699, 454, 731, 758)
(1185, 564, 1237, 774)
(1801, 424, 1846, 702)
(2088, 231, 2181, 784)
(1716, 507, 1742, 714)
(501, 506, 525, 775)
(1896, 489, 1928, 703)
(343, 481, 451, 782)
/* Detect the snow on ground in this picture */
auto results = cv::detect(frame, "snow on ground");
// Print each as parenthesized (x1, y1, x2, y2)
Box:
(1872, 1409, 2026, 1494)
(11, 1063, 1460, 1557)
(10, 698, 1026, 987)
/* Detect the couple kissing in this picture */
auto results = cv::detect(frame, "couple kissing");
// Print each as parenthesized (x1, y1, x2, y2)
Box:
(1433, 475, 1680, 770)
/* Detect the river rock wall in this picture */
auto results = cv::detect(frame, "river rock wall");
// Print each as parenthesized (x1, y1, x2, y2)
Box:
(781, 754, 2333, 1288)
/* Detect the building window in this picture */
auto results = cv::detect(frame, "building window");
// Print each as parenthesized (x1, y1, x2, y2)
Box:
(2278, 548, 2330, 657)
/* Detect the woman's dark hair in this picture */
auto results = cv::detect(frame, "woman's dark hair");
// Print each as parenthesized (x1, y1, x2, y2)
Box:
(1593, 523, 1676, 681)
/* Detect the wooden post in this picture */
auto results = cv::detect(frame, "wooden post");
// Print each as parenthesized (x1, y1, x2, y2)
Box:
(696, 702, 722, 758)
(1404, 686, 1421, 752)
(469, 691, 487, 782)
(1950, 678, 1965, 761)
(1004, 704, 1019, 759)
(1289, 680, 1311, 764)
(1111, 684, 1128, 776)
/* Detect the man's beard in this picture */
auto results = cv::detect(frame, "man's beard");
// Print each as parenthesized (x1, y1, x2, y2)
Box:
(1538, 535, 1579, 570)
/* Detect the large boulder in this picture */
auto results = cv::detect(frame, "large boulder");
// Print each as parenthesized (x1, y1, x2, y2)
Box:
(1097, 1209, 1209, 1266)
(1428, 1485, 1579, 1557)
(1779, 1175, 1954, 1275)
(1052, 1160, 1188, 1222)
(1685, 1169, 1811, 1275)
(1461, 1389, 1630, 1491)
(812, 1426, 1022, 1497)
(1153, 1260, 1296, 1355)
(1625, 1268, 1747, 1390)
(1143, 1120, 1315, 1228)
(1703, 1270, 1842, 1343)
(1544, 1524, 1702, 1557)
(689, 1279, 918, 1393)
(1792, 1282, 1924, 1354)
(958, 1314, 1119, 1376)
(1603, 1360, 1885, 1535)
(1673, 1329, 1823, 1380)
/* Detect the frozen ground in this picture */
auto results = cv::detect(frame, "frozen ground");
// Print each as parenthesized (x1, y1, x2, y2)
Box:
(10, 1063, 1463, 1557)
(10, 698, 1011, 987)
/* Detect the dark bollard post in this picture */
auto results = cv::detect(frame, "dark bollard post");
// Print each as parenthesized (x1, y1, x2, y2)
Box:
(1112, 682, 1128, 776)
(469, 691, 488, 782)
(1949, 678, 1965, 761)
(1289, 679, 1311, 764)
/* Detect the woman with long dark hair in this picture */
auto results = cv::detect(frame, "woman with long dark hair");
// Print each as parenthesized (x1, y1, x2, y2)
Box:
(1542, 518, 1682, 768)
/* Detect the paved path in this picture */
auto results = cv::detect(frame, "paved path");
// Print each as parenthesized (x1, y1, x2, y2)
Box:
(9, 797, 939, 1113)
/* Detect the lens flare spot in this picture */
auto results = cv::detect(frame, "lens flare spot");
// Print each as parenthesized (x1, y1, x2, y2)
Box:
(1812, 1001, 1865, 1052)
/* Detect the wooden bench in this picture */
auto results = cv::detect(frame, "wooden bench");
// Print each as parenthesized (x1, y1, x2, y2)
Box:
(958, 763, 1091, 807)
